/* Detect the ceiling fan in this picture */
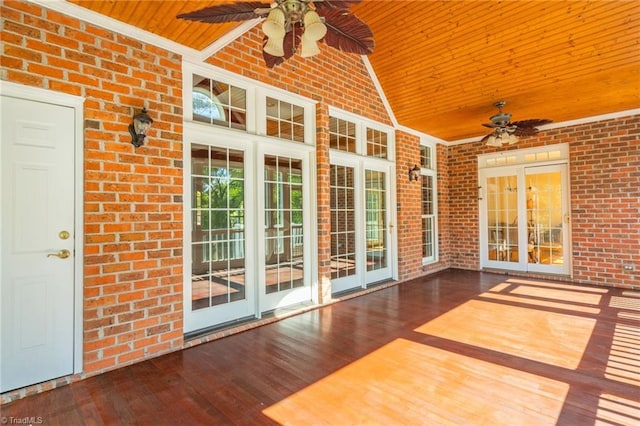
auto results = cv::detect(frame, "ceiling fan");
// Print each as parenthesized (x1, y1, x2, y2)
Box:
(177, 0, 374, 68)
(481, 101, 552, 147)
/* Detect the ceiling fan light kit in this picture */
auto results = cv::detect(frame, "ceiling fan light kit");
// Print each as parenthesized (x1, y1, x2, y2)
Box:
(177, 0, 374, 67)
(481, 101, 552, 148)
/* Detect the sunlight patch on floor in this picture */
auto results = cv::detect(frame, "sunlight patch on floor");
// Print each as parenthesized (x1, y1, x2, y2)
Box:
(605, 323, 640, 387)
(505, 278, 608, 293)
(481, 291, 601, 315)
(610, 296, 640, 312)
(262, 338, 569, 425)
(510, 285, 602, 305)
(415, 297, 596, 369)
(596, 393, 640, 425)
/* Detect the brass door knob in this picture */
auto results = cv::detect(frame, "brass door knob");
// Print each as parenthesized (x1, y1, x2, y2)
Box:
(47, 249, 71, 259)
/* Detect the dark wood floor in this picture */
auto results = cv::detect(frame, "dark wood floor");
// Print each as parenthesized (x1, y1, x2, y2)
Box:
(3, 270, 640, 425)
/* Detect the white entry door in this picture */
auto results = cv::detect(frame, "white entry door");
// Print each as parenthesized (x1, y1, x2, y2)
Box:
(1, 96, 76, 392)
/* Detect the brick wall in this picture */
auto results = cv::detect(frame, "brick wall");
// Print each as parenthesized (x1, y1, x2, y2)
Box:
(1, 1, 184, 374)
(448, 114, 640, 288)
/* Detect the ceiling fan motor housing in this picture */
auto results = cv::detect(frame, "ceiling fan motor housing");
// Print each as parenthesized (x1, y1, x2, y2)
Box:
(490, 112, 512, 127)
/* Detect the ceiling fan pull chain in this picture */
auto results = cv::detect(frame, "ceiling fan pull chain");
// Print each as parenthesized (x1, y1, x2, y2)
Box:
(292, 21, 296, 54)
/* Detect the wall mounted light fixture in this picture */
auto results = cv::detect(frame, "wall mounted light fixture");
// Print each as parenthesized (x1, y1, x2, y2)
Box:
(409, 164, 421, 181)
(129, 108, 153, 148)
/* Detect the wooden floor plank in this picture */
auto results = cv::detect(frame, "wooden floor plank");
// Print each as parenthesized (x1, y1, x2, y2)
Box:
(2, 270, 639, 425)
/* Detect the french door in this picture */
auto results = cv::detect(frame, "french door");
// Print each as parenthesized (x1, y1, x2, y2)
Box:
(330, 157, 394, 294)
(479, 163, 570, 275)
(185, 137, 313, 332)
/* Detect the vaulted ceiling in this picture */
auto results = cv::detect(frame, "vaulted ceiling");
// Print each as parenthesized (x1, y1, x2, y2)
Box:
(69, 0, 639, 142)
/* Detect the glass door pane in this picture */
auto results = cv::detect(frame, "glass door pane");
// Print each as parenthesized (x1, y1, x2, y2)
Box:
(364, 169, 392, 283)
(486, 174, 520, 264)
(191, 146, 246, 310)
(526, 165, 569, 274)
(264, 155, 304, 294)
(261, 154, 309, 312)
(330, 165, 356, 280)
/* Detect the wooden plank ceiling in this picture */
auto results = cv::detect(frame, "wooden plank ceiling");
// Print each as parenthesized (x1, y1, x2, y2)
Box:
(69, 0, 639, 141)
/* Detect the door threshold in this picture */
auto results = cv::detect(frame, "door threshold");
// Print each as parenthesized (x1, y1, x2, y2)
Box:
(184, 301, 321, 348)
(482, 268, 571, 282)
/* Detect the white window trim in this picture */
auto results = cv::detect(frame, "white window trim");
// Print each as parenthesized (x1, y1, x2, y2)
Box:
(421, 139, 438, 265)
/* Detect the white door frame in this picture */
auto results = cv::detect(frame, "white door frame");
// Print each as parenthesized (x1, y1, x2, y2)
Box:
(0, 81, 84, 376)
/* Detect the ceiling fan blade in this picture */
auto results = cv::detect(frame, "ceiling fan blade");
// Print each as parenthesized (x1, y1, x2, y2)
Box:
(177, 2, 270, 23)
(323, 9, 374, 55)
(513, 127, 540, 137)
(482, 123, 499, 128)
(314, 0, 363, 10)
(511, 118, 553, 128)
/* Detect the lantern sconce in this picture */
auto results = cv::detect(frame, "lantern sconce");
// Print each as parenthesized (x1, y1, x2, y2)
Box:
(409, 164, 421, 182)
(129, 107, 153, 148)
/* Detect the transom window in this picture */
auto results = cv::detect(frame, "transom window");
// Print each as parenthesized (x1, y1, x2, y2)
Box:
(366, 127, 388, 159)
(328, 108, 393, 160)
(329, 117, 356, 153)
(420, 145, 433, 169)
(192, 74, 246, 130)
(266, 97, 305, 142)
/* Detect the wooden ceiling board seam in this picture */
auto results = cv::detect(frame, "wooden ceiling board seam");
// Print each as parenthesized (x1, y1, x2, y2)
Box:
(368, 1, 633, 70)
(390, 65, 638, 119)
(370, 4, 636, 77)
(373, 30, 639, 100)
(396, 67, 640, 117)
(148, 3, 187, 35)
(398, 70, 639, 126)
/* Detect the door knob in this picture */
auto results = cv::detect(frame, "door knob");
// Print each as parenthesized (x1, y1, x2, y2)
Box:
(47, 249, 71, 259)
